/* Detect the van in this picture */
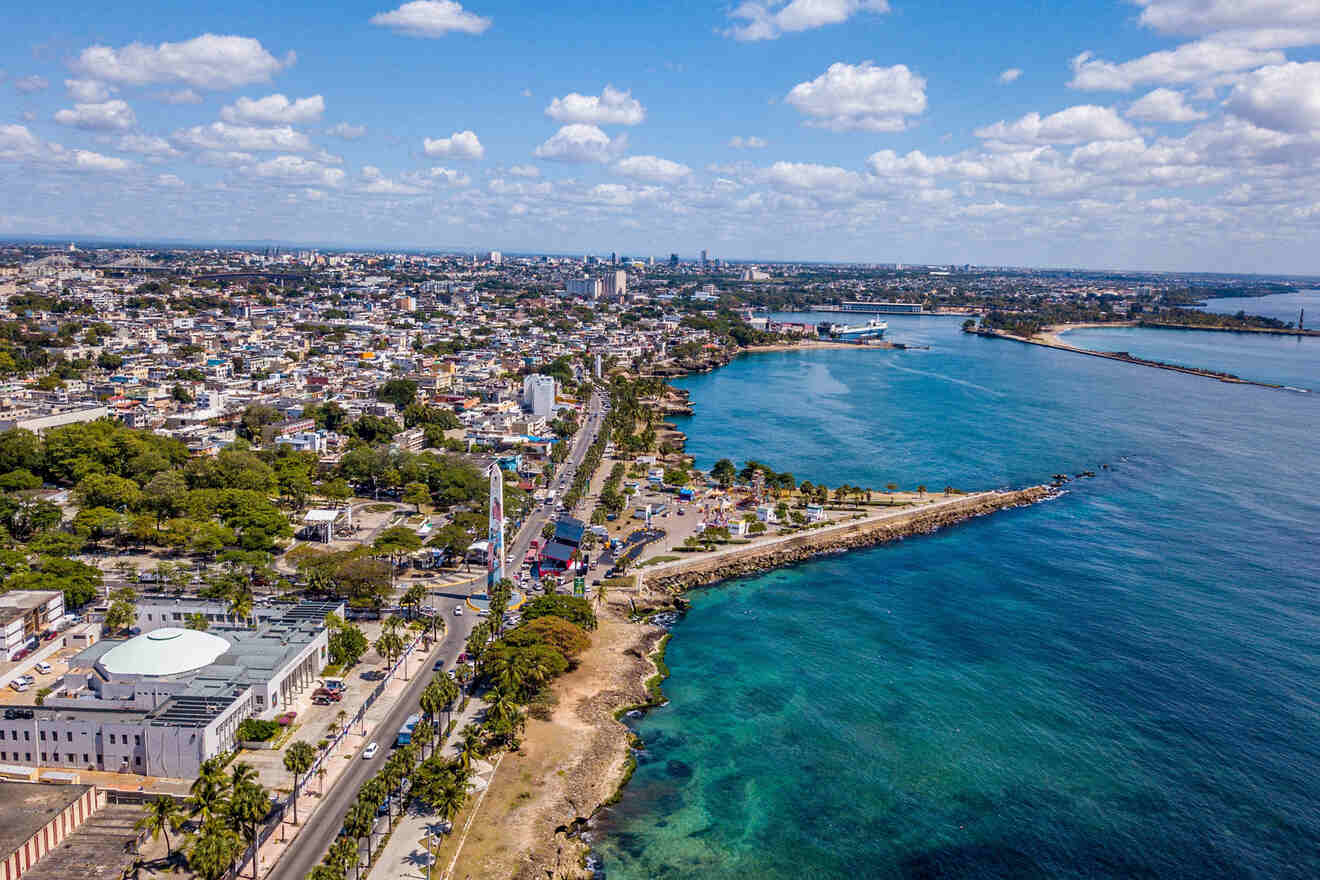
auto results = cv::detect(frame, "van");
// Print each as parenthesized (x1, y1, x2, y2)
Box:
(34, 661, 52, 675)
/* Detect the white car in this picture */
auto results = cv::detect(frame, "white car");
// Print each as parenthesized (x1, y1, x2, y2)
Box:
(453, 605, 464, 616)
(362, 742, 379, 760)
(34, 661, 51, 675)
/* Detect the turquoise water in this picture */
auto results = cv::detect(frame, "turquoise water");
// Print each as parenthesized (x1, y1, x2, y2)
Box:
(594, 317, 1320, 879)
(1060, 326, 1319, 390)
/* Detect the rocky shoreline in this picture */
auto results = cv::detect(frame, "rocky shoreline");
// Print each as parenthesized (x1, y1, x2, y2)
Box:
(641, 486, 1054, 594)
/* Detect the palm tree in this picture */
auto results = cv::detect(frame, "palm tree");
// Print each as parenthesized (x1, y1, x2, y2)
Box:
(457, 724, 482, 770)
(227, 780, 270, 880)
(188, 763, 230, 822)
(283, 740, 317, 824)
(230, 761, 259, 792)
(412, 720, 435, 760)
(342, 803, 373, 880)
(135, 795, 183, 862)
(188, 818, 240, 880)
(328, 836, 358, 878)
(316, 763, 328, 796)
(401, 584, 426, 621)
(307, 864, 343, 880)
(592, 580, 608, 610)
(227, 585, 255, 627)
(419, 680, 445, 724)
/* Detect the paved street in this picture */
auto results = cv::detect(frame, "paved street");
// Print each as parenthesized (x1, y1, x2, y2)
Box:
(266, 389, 607, 880)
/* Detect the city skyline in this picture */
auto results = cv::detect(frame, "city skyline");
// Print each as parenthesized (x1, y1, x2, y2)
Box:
(4, 0, 1320, 273)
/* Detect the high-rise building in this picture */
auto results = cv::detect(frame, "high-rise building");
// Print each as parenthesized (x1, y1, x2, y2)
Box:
(566, 277, 601, 299)
(669, 253, 679, 267)
(522, 374, 557, 418)
(601, 269, 627, 299)
(610, 251, 618, 265)
(487, 250, 502, 265)
(701, 249, 708, 266)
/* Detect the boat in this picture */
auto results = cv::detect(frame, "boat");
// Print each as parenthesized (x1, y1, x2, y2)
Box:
(817, 318, 888, 341)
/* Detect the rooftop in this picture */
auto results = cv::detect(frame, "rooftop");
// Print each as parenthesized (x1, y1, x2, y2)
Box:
(0, 781, 93, 858)
(98, 627, 231, 678)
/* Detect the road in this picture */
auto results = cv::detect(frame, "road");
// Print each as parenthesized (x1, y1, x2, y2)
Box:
(267, 389, 608, 880)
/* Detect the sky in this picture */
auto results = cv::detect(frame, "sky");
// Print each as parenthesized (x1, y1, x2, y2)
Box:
(2, 0, 1320, 273)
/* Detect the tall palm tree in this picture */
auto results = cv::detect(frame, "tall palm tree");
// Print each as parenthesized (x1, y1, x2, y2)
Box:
(457, 725, 482, 771)
(316, 763, 328, 796)
(230, 761, 259, 792)
(412, 720, 435, 760)
(283, 740, 317, 825)
(592, 580, 608, 610)
(227, 585, 255, 627)
(188, 818, 240, 880)
(135, 796, 183, 862)
(188, 765, 230, 822)
(419, 679, 444, 724)
(328, 836, 358, 878)
(226, 778, 269, 880)
(342, 803, 373, 880)
(307, 864, 343, 880)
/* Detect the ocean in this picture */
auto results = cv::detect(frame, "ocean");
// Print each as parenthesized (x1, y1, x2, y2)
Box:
(593, 312, 1320, 879)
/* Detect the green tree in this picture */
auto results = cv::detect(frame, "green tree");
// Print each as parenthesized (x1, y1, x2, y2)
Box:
(283, 741, 317, 825)
(185, 612, 210, 631)
(104, 598, 137, 634)
(401, 481, 430, 513)
(135, 796, 184, 862)
(377, 378, 418, 410)
(188, 818, 240, 880)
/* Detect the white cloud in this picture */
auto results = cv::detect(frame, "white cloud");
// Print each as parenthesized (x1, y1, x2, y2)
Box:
(0, 124, 131, 173)
(54, 99, 137, 132)
(221, 94, 325, 125)
(586, 183, 636, 206)
(65, 78, 113, 102)
(545, 85, 645, 125)
(156, 173, 185, 187)
(246, 155, 345, 187)
(118, 134, 180, 157)
(328, 122, 367, 139)
(729, 135, 768, 148)
(1068, 41, 1283, 91)
(14, 75, 48, 94)
(360, 165, 424, 195)
(426, 166, 471, 186)
(785, 62, 927, 132)
(1225, 62, 1320, 132)
(75, 34, 293, 90)
(725, 0, 889, 41)
(533, 124, 626, 163)
(613, 154, 692, 182)
(762, 160, 864, 194)
(173, 121, 313, 152)
(160, 89, 203, 104)
(866, 148, 953, 177)
(1126, 87, 1208, 122)
(998, 68, 1023, 84)
(422, 130, 484, 159)
(976, 105, 1138, 145)
(508, 164, 540, 177)
(1132, 0, 1320, 40)
(370, 1, 491, 37)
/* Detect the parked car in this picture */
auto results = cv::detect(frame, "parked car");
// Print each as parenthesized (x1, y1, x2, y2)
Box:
(40, 630, 57, 642)
(9, 681, 28, 692)
(312, 696, 332, 706)
(362, 742, 379, 760)
(12, 648, 29, 662)
(432, 659, 445, 671)
(453, 605, 464, 616)
(34, 661, 52, 675)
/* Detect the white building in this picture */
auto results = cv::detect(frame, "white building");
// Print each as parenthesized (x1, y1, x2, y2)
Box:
(601, 269, 627, 300)
(486, 251, 502, 265)
(522, 374, 557, 418)
(565, 277, 601, 299)
(0, 591, 64, 661)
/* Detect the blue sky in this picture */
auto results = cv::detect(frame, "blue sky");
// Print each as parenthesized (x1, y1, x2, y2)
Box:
(3, 0, 1320, 272)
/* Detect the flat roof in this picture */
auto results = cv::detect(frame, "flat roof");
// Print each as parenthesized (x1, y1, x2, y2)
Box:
(0, 781, 93, 858)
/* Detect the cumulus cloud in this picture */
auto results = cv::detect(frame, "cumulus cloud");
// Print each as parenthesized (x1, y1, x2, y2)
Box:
(66, 78, 113, 102)
(545, 85, 645, 125)
(221, 94, 325, 125)
(1068, 41, 1283, 91)
(75, 34, 293, 90)
(976, 105, 1138, 145)
(14, 75, 48, 94)
(245, 154, 345, 187)
(725, 0, 889, 41)
(762, 160, 864, 194)
(533, 124, 626, 163)
(422, 130, 484, 159)
(785, 61, 927, 131)
(508, 164, 540, 177)
(613, 154, 692, 182)
(117, 134, 180, 157)
(729, 135, 768, 148)
(54, 99, 136, 132)
(160, 89, 203, 104)
(998, 68, 1023, 84)
(1225, 62, 1320, 132)
(173, 121, 313, 152)
(327, 122, 367, 139)
(156, 173, 184, 187)
(0, 123, 131, 172)
(1132, 0, 1320, 41)
(370, 1, 491, 37)
(360, 165, 424, 195)
(1126, 87, 1208, 122)
(426, 166, 471, 186)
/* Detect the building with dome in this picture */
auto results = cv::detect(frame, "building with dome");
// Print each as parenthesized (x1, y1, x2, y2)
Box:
(0, 601, 342, 779)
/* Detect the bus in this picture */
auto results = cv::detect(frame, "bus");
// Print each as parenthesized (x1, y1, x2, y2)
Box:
(395, 713, 420, 747)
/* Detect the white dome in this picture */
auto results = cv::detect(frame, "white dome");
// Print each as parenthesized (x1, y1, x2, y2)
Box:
(99, 627, 231, 678)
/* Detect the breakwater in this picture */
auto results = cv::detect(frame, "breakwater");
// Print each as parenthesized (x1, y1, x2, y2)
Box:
(640, 487, 1053, 593)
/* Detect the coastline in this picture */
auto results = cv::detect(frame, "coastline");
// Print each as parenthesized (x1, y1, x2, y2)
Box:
(972, 324, 1302, 390)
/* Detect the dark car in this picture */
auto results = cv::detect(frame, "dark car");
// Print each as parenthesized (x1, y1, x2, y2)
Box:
(432, 659, 445, 671)
(41, 630, 57, 641)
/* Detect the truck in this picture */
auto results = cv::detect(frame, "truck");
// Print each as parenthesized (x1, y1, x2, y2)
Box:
(395, 713, 421, 747)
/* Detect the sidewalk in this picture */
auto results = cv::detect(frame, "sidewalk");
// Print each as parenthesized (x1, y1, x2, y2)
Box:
(249, 637, 430, 878)
(369, 695, 489, 880)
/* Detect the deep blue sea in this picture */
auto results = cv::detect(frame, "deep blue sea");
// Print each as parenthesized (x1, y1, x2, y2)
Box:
(594, 314, 1320, 879)
(1196, 289, 1320, 325)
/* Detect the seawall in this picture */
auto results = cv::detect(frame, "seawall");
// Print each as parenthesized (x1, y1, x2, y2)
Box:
(639, 487, 1053, 593)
